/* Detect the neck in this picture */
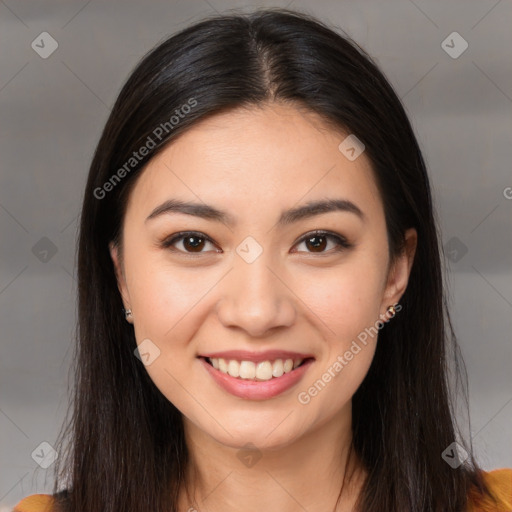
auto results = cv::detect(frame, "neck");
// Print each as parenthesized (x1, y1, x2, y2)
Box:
(178, 402, 366, 512)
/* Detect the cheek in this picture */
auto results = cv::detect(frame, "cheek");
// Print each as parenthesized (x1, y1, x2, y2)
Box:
(126, 262, 209, 414)
(132, 274, 196, 335)
(295, 265, 383, 411)
(297, 258, 385, 342)
(125, 245, 211, 342)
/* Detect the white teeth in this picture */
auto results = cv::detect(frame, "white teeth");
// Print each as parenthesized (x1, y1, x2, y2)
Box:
(227, 359, 240, 377)
(256, 361, 273, 380)
(207, 357, 305, 381)
(239, 361, 256, 379)
(218, 358, 228, 373)
(272, 359, 284, 377)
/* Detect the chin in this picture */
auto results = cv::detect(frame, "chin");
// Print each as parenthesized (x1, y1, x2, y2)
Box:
(204, 414, 306, 451)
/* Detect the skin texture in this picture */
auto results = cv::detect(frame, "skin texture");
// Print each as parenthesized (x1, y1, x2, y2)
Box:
(110, 102, 417, 512)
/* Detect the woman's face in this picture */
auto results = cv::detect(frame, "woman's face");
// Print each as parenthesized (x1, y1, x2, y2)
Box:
(110, 102, 416, 450)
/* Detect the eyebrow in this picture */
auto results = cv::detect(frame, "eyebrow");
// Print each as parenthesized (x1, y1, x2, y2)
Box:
(145, 197, 365, 227)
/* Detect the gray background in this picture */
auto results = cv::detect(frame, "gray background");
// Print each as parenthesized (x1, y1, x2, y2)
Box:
(1, 0, 511, 508)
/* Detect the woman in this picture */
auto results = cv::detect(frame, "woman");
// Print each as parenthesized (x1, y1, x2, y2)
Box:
(14, 7, 511, 512)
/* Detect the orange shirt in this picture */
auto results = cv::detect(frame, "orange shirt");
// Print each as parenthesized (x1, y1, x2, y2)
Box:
(467, 468, 512, 512)
(12, 468, 512, 511)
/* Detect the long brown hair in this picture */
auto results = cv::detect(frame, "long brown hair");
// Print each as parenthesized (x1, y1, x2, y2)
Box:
(51, 7, 501, 511)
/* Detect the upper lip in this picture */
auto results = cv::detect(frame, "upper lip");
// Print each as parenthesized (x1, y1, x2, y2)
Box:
(199, 350, 315, 363)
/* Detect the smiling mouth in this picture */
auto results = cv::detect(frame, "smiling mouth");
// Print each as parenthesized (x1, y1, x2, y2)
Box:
(200, 356, 314, 382)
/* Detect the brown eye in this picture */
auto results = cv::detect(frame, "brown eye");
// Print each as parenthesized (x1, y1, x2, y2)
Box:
(161, 232, 218, 254)
(293, 231, 351, 254)
(304, 234, 328, 252)
(161, 230, 351, 255)
(182, 235, 207, 252)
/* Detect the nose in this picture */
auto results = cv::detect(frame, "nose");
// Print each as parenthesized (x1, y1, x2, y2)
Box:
(215, 253, 296, 338)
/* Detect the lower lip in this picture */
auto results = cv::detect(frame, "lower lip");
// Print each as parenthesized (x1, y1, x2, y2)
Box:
(199, 357, 314, 400)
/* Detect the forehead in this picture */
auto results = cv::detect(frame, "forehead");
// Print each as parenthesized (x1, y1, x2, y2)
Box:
(125, 102, 383, 224)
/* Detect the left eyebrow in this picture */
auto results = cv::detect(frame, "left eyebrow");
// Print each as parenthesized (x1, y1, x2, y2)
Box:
(145, 198, 366, 227)
(278, 198, 366, 225)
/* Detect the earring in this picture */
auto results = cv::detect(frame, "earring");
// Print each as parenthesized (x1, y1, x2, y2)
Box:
(124, 308, 132, 321)
(386, 304, 398, 317)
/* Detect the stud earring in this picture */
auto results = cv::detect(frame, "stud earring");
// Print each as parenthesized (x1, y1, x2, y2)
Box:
(386, 304, 398, 317)
(124, 308, 133, 321)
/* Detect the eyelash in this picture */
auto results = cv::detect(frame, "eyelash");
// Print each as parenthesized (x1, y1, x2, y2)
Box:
(160, 230, 352, 256)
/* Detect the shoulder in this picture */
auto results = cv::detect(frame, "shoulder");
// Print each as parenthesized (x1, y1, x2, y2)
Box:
(12, 493, 55, 512)
(468, 468, 512, 512)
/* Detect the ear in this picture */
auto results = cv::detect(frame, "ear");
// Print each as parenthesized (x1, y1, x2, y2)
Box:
(109, 241, 131, 311)
(380, 228, 417, 314)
